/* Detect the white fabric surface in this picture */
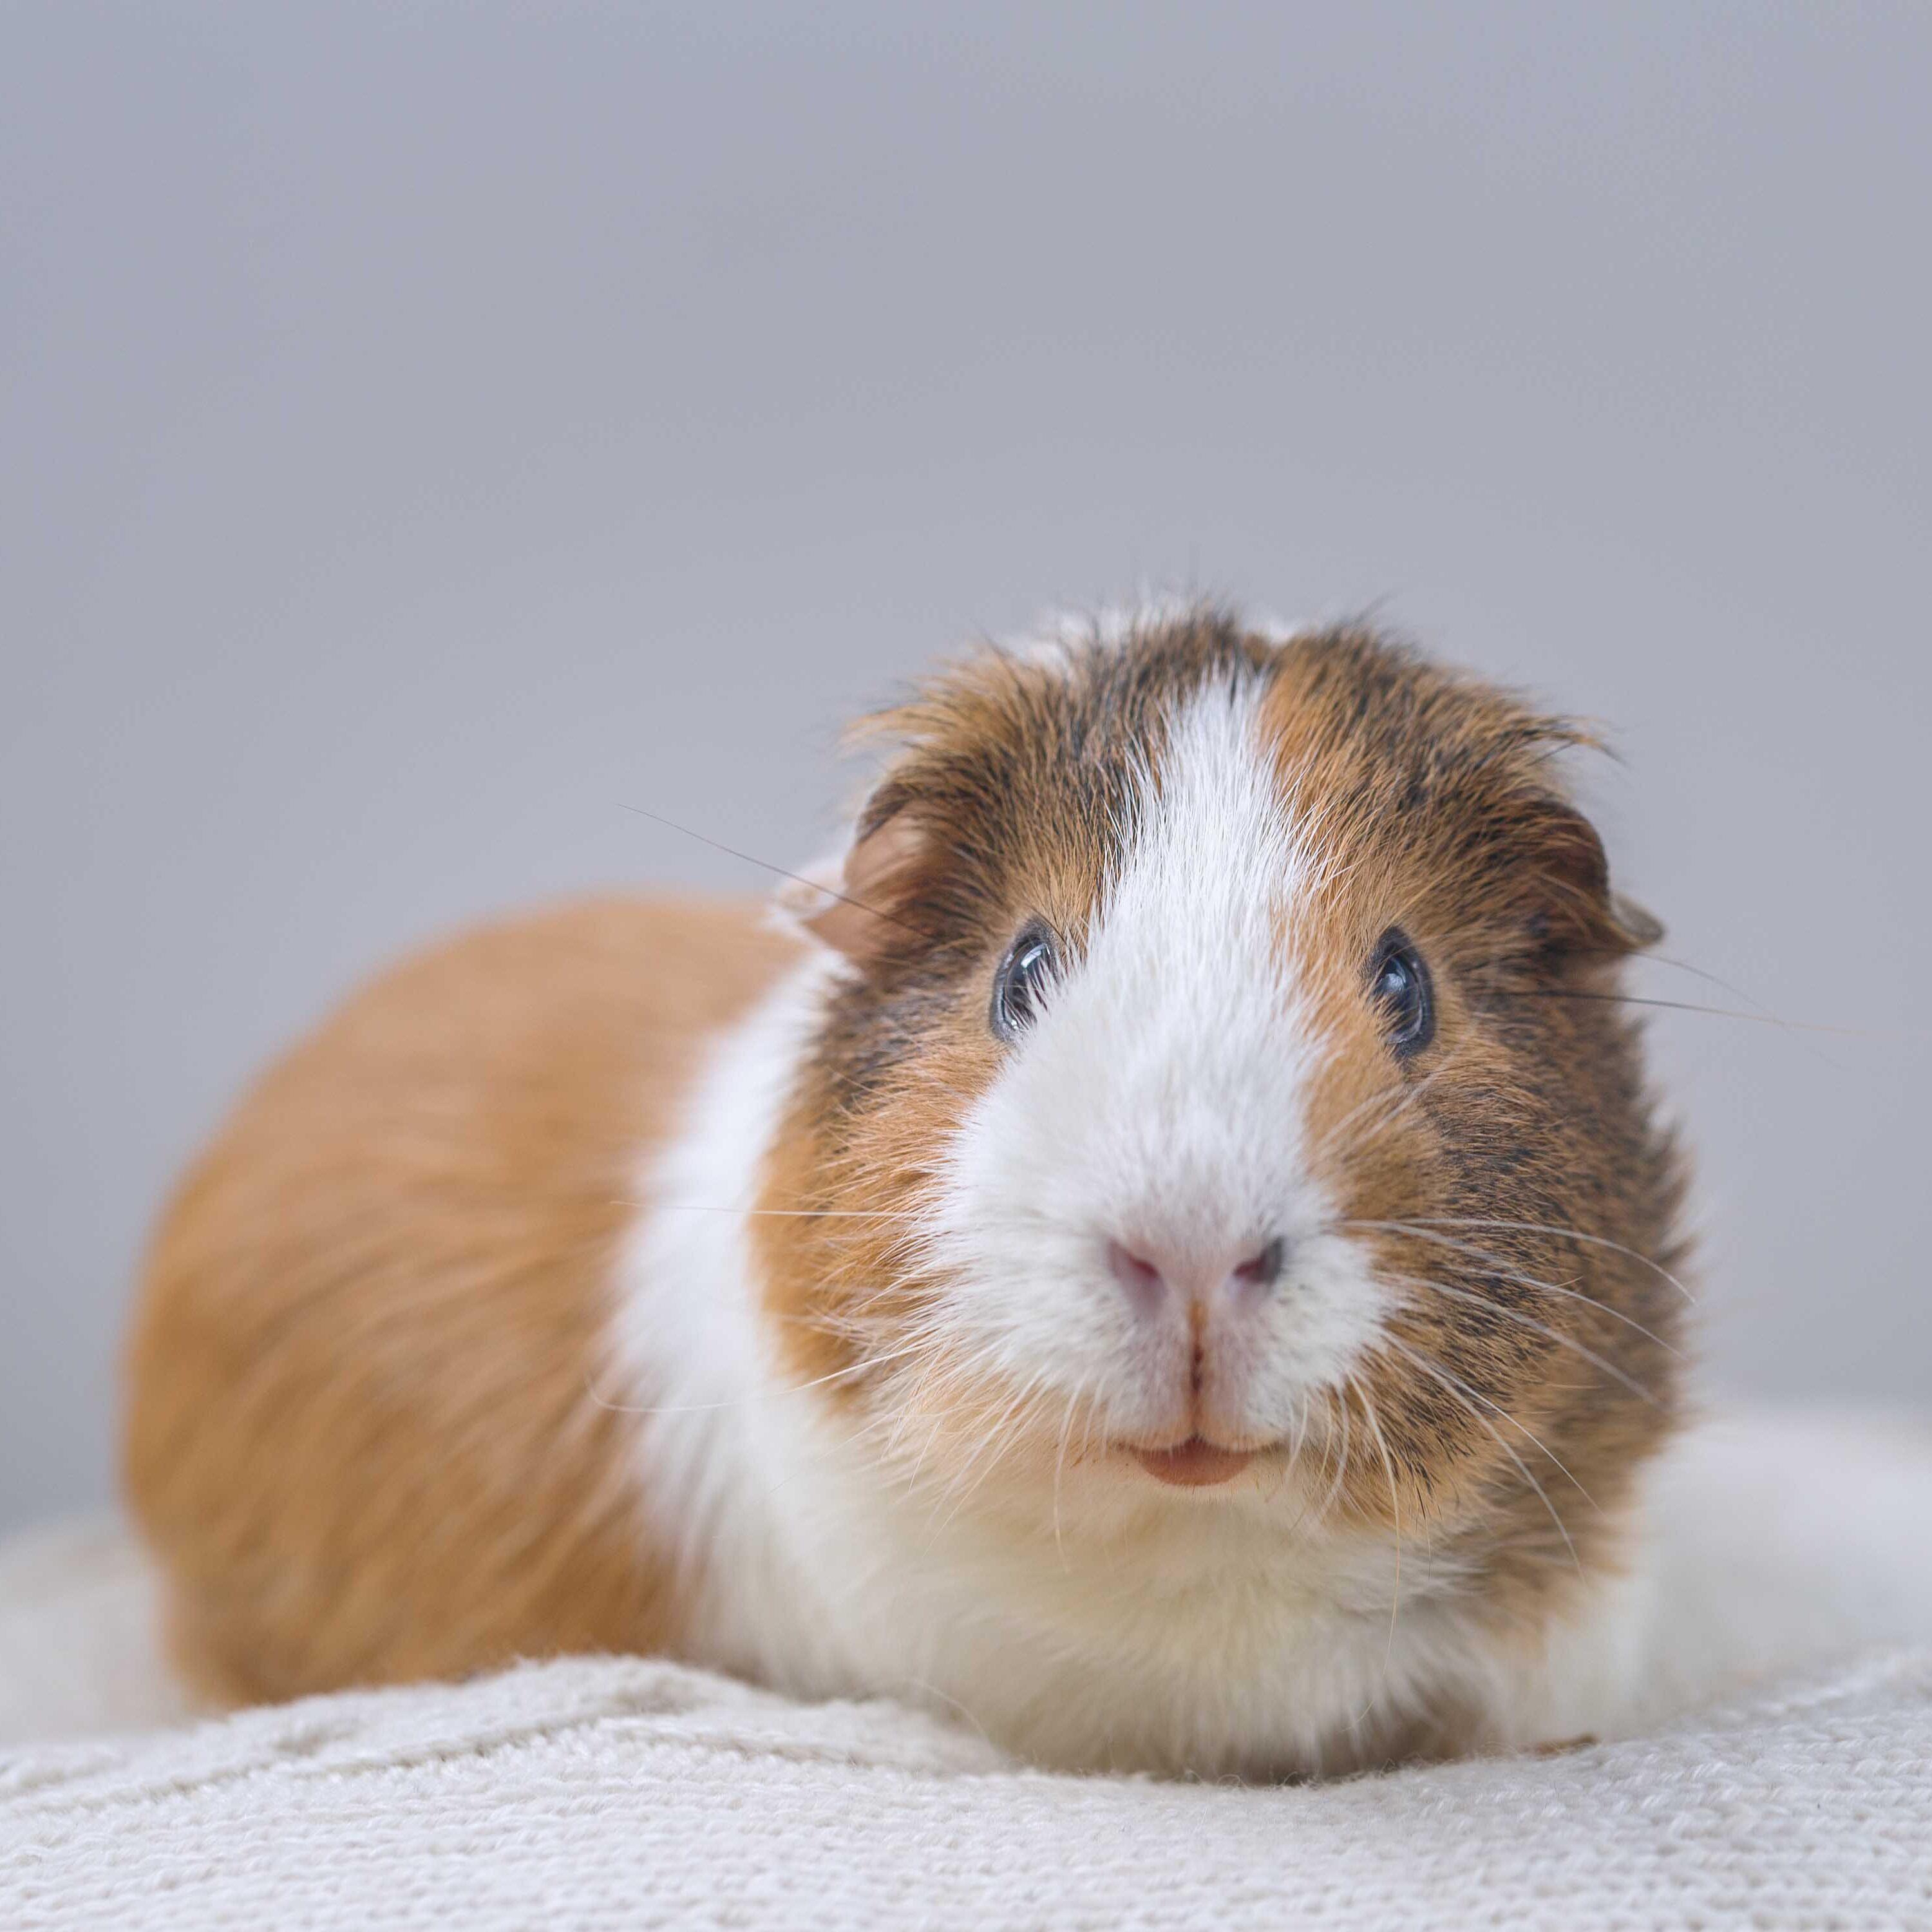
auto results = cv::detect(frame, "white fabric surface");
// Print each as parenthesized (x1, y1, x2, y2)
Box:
(3, 1409, 1930, 1931)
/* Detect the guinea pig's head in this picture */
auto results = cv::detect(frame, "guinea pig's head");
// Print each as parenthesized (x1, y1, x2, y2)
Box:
(759, 606, 1688, 1580)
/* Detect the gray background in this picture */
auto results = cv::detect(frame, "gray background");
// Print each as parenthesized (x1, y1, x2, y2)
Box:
(4, 2, 1927, 1535)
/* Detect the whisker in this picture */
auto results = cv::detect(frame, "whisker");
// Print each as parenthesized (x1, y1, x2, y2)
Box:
(582, 1335, 932, 1418)
(640, 1204, 929, 1220)
(1316, 1383, 1354, 1526)
(1319, 1063, 1454, 1165)
(1052, 1377, 1086, 1569)
(1077, 1385, 1106, 1500)
(1377, 1335, 1587, 1575)
(616, 800, 929, 942)
(1353, 1216, 1696, 1307)
(1484, 986, 1900, 1041)
(1318, 1078, 1416, 1160)
(1640, 951, 1777, 1008)
(917, 1359, 1028, 1513)
(898, 1359, 960, 1492)
(1354, 1373, 1403, 1672)
(1430, 1264, 1681, 1363)
(1385, 1273, 1663, 1406)
(927, 1368, 1052, 1535)
(1280, 1388, 1338, 1537)
(1353, 1224, 1685, 1356)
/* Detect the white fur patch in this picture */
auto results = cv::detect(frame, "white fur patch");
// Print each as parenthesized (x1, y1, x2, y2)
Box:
(609, 955, 872, 1692)
(926, 674, 1390, 1451)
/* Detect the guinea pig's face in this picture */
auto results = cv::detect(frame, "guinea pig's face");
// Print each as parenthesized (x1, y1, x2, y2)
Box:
(761, 611, 1686, 1560)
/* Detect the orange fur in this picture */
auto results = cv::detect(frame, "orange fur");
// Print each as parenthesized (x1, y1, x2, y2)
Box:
(123, 895, 797, 1704)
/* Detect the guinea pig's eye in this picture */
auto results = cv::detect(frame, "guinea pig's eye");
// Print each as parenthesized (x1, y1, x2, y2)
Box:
(990, 922, 1059, 1042)
(1367, 929, 1435, 1059)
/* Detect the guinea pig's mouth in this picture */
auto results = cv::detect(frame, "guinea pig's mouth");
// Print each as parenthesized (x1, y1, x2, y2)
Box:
(1127, 1437, 1258, 1488)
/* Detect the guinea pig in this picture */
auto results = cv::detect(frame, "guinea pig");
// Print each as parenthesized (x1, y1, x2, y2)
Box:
(124, 603, 1690, 1778)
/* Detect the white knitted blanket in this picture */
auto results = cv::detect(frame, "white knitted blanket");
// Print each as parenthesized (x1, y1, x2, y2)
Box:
(4, 1410, 1930, 1931)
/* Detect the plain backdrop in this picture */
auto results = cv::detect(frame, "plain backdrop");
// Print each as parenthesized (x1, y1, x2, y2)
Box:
(3, 2, 1928, 1534)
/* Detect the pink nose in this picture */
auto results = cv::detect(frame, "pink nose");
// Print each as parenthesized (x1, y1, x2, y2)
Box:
(1105, 1236, 1285, 1318)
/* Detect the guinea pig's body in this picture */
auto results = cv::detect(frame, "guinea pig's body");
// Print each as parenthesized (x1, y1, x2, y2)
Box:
(127, 608, 1690, 1777)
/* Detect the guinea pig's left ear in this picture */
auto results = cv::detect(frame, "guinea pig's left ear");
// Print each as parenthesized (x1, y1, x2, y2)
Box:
(1529, 798, 1665, 957)
(1606, 891, 1665, 951)
(775, 809, 936, 965)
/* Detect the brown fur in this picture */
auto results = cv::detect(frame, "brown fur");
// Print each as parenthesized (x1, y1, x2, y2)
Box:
(124, 895, 797, 1703)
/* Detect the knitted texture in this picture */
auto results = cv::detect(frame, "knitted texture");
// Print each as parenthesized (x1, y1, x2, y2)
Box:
(4, 1409, 1929, 1931)
(4, 1647, 1929, 1931)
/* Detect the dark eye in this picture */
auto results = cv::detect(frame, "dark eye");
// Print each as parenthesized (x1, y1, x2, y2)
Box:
(1368, 929, 1434, 1059)
(990, 923, 1059, 1041)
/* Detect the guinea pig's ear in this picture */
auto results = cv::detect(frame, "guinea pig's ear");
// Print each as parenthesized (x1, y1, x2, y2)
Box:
(775, 809, 936, 966)
(1607, 891, 1666, 951)
(1527, 797, 1665, 958)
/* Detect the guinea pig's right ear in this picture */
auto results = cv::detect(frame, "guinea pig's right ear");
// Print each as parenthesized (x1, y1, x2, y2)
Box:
(775, 809, 935, 967)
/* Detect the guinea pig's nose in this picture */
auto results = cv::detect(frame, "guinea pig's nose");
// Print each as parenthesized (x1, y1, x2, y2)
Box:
(1105, 1236, 1285, 1317)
